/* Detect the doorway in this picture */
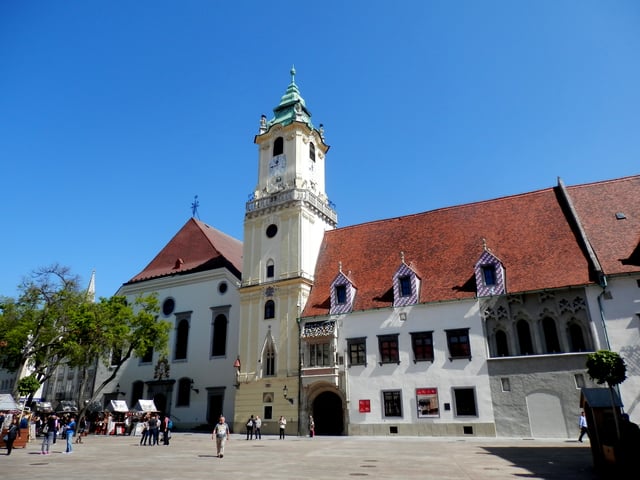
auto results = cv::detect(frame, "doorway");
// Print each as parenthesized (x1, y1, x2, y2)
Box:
(311, 391, 344, 435)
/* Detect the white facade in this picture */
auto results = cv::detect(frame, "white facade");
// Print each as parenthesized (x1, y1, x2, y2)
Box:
(104, 268, 241, 428)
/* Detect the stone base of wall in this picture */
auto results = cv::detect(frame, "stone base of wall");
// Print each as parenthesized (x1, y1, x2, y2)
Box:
(348, 422, 496, 437)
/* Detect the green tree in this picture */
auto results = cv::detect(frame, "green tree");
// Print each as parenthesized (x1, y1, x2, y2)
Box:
(586, 350, 627, 439)
(0, 265, 171, 422)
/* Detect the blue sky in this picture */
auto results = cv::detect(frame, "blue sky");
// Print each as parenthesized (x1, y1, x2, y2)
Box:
(1, 1, 638, 299)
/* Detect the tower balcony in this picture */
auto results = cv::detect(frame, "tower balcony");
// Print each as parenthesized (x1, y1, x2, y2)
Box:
(246, 188, 337, 225)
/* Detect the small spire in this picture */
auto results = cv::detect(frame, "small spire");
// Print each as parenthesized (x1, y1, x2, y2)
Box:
(400, 251, 405, 263)
(482, 238, 488, 251)
(290, 65, 296, 84)
(338, 261, 343, 273)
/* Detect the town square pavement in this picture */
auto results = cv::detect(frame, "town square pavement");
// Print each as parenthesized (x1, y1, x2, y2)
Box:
(1, 432, 599, 479)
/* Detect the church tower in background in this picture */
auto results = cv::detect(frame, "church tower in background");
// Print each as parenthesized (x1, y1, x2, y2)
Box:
(234, 68, 337, 434)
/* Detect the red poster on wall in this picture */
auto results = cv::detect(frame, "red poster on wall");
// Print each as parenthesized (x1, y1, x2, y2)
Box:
(359, 399, 371, 413)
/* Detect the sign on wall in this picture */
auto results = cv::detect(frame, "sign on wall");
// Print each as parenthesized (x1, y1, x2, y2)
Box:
(416, 388, 439, 418)
(359, 399, 371, 413)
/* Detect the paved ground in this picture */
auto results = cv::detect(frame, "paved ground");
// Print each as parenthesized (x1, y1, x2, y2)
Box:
(0, 433, 601, 479)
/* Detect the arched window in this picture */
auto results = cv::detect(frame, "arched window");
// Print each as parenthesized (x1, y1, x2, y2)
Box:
(176, 377, 191, 407)
(132, 381, 144, 406)
(542, 317, 561, 353)
(264, 300, 275, 319)
(174, 317, 190, 360)
(517, 320, 534, 355)
(495, 330, 509, 357)
(309, 142, 316, 161)
(568, 323, 587, 352)
(266, 260, 275, 279)
(273, 137, 284, 156)
(264, 340, 276, 376)
(211, 314, 228, 357)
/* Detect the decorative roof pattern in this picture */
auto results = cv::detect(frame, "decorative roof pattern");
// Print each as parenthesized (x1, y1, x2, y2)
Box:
(302, 176, 639, 318)
(125, 218, 242, 285)
(301, 320, 336, 338)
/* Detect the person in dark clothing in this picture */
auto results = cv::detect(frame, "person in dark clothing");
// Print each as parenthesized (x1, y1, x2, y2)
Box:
(5, 417, 21, 455)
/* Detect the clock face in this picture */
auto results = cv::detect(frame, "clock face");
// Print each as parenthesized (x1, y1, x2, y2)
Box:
(269, 154, 286, 176)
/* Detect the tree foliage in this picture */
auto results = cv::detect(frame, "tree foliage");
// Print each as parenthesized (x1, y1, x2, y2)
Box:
(0, 265, 170, 415)
(586, 350, 627, 387)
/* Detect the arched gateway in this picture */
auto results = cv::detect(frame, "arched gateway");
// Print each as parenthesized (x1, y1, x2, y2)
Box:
(311, 390, 344, 435)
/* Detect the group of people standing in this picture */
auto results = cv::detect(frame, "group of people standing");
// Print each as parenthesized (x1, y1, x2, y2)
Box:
(245, 414, 262, 440)
(138, 413, 171, 446)
(39, 413, 78, 455)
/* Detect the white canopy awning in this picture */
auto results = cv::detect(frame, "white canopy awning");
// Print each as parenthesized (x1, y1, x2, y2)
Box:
(0, 394, 19, 411)
(107, 400, 129, 413)
(132, 399, 158, 413)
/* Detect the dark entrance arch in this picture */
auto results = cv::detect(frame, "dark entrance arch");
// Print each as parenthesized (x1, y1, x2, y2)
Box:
(312, 391, 343, 435)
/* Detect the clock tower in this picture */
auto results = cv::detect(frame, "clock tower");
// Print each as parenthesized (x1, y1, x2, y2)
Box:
(234, 68, 337, 434)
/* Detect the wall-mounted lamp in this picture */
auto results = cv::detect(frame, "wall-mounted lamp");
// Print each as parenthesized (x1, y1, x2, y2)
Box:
(233, 356, 241, 388)
(115, 383, 126, 397)
(283, 385, 294, 405)
(190, 379, 199, 394)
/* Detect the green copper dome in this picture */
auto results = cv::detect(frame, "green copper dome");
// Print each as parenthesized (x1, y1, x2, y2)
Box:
(267, 66, 314, 130)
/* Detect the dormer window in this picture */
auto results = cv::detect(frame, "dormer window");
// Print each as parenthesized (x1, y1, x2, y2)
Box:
(273, 137, 284, 156)
(335, 285, 347, 304)
(482, 266, 496, 286)
(399, 276, 412, 297)
(393, 259, 420, 307)
(475, 248, 505, 297)
(330, 268, 355, 314)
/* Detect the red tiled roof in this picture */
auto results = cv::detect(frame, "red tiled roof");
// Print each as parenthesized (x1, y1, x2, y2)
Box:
(126, 218, 242, 284)
(303, 182, 608, 318)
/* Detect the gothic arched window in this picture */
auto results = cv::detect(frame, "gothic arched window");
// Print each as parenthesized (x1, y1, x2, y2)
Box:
(495, 330, 509, 357)
(517, 320, 534, 355)
(568, 322, 587, 352)
(542, 317, 561, 353)
(264, 341, 276, 376)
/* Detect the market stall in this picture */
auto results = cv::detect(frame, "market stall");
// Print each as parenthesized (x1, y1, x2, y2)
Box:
(0, 394, 28, 450)
(131, 400, 158, 435)
(106, 400, 130, 435)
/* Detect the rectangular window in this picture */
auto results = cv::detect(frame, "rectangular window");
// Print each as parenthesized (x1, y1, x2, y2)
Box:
(264, 405, 273, 420)
(378, 334, 399, 364)
(382, 390, 403, 417)
(141, 346, 153, 364)
(482, 266, 496, 286)
(411, 331, 434, 362)
(347, 337, 367, 366)
(416, 388, 439, 418)
(500, 377, 511, 392)
(399, 276, 412, 297)
(335, 285, 347, 304)
(446, 328, 471, 359)
(309, 343, 330, 367)
(453, 387, 477, 416)
(266, 264, 274, 278)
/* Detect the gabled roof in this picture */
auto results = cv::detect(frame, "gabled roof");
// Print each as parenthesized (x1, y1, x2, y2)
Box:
(567, 175, 640, 275)
(303, 181, 606, 317)
(125, 218, 242, 285)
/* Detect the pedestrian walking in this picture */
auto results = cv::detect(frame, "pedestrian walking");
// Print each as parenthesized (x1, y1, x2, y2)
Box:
(578, 411, 588, 442)
(4, 417, 21, 455)
(64, 415, 76, 454)
(212, 415, 230, 458)
(309, 415, 315, 437)
(41, 414, 56, 455)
